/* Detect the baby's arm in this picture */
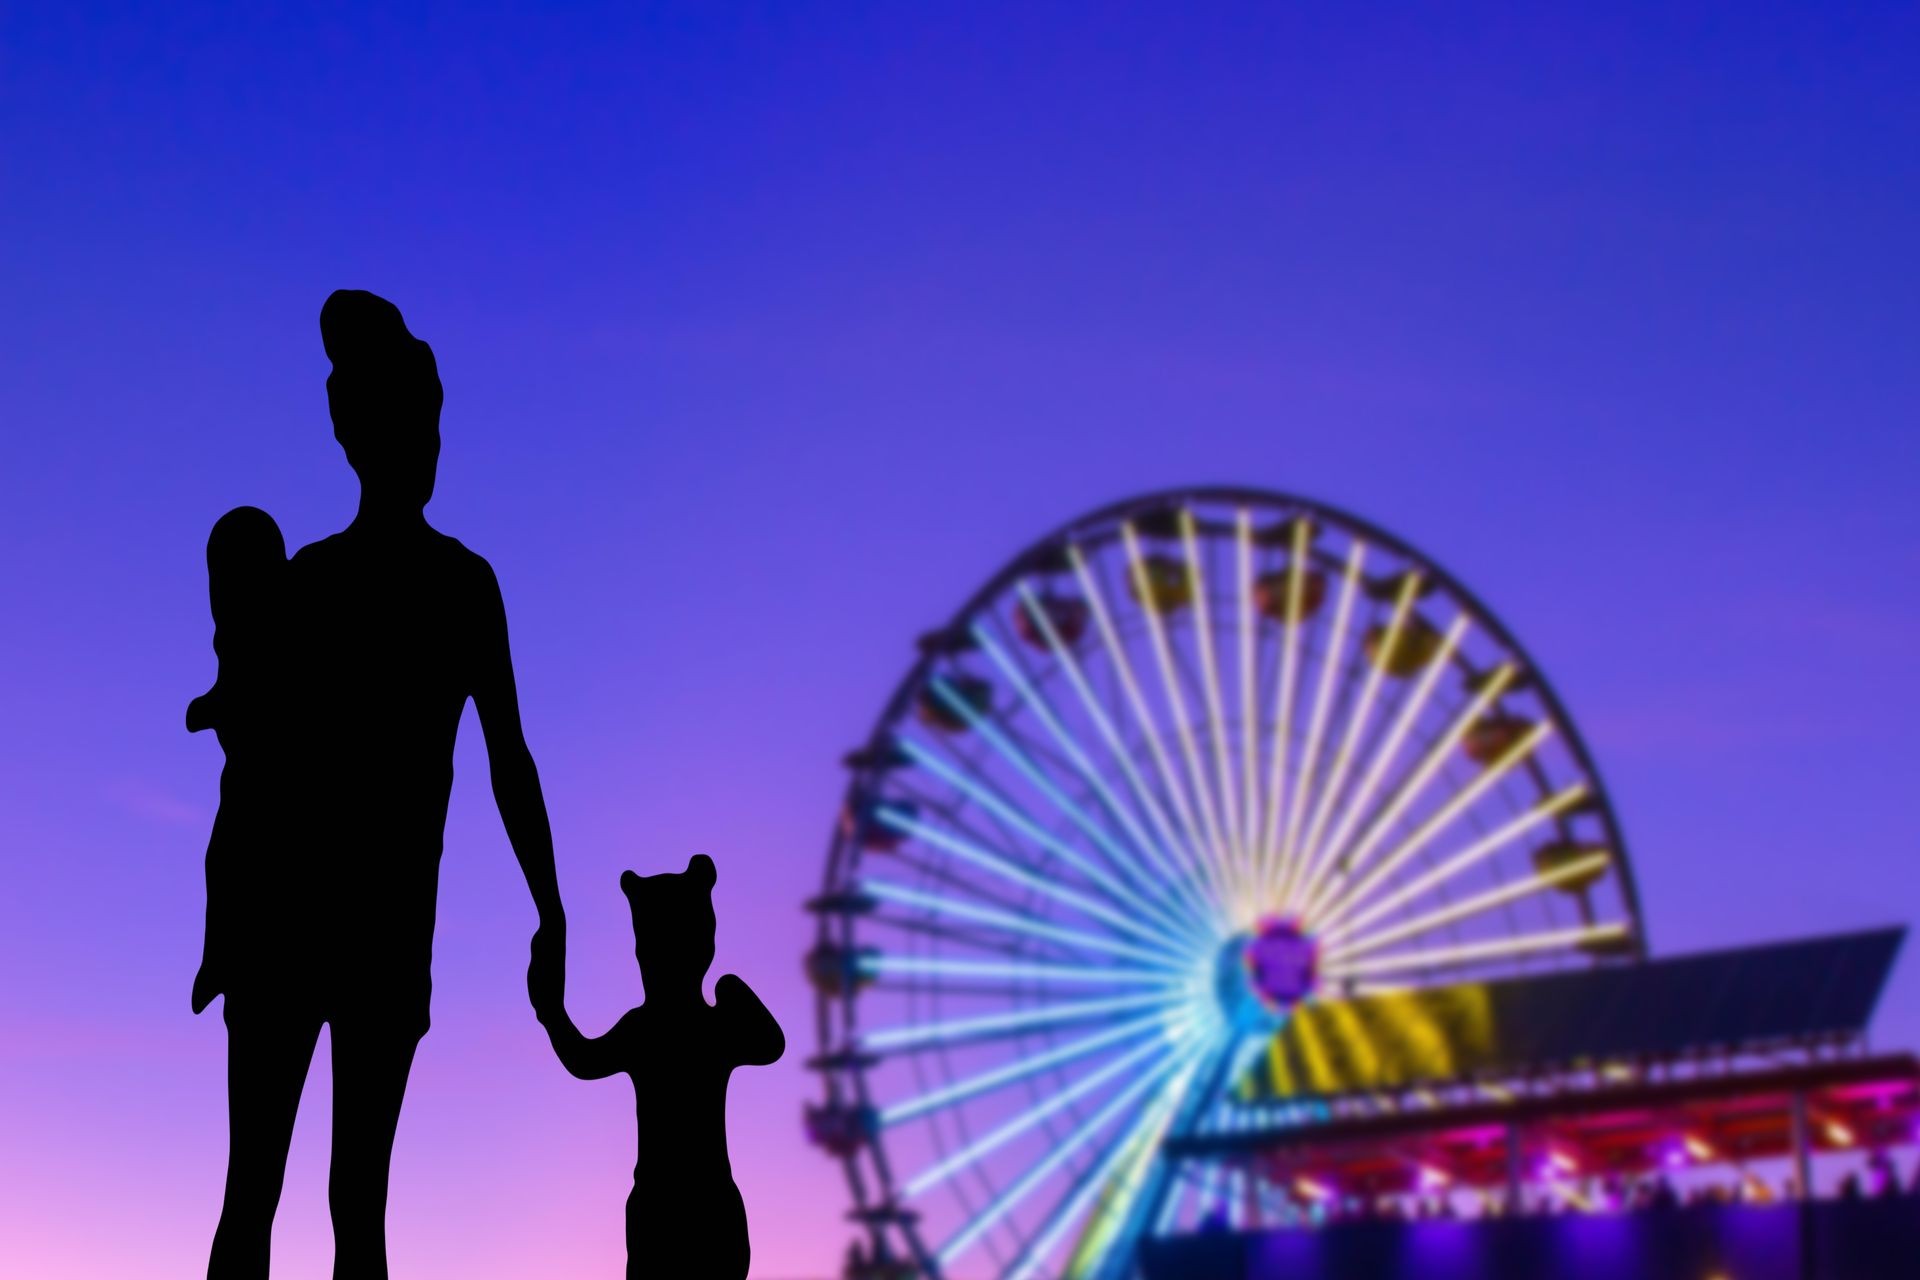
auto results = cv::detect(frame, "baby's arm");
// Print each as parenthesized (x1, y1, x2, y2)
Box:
(717, 973, 785, 1067)
(539, 1003, 634, 1081)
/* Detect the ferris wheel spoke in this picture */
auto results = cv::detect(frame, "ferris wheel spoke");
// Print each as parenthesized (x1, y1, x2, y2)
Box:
(1317, 783, 1589, 940)
(1235, 509, 1262, 870)
(1305, 713, 1550, 927)
(862, 989, 1190, 1054)
(879, 1009, 1185, 1125)
(878, 840, 1086, 930)
(1324, 849, 1614, 964)
(902, 1030, 1192, 1200)
(877, 805, 1194, 959)
(891, 743, 1203, 954)
(936, 1044, 1193, 1267)
(863, 954, 1192, 989)
(1013, 587, 1221, 936)
(868, 913, 1102, 966)
(1256, 516, 1311, 906)
(972, 625, 1219, 938)
(1292, 662, 1518, 923)
(1179, 508, 1248, 893)
(1009, 582, 1222, 932)
(1122, 523, 1242, 912)
(1292, 571, 1421, 907)
(1294, 613, 1468, 916)
(1072, 545, 1235, 916)
(863, 879, 1192, 969)
(1274, 539, 1367, 910)
(1005, 1052, 1202, 1280)
(1322, 921, 1632, 982)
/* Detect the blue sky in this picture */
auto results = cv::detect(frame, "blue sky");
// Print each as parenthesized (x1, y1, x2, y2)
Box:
(2, 4, 1916, 1276)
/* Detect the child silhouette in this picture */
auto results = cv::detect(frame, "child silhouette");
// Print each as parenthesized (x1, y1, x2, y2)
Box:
(536, 854, 784, 1280)
(186, 504, 287, 1015)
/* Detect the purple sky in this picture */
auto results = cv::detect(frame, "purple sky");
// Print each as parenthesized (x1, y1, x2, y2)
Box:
(3, 4, 1917, 1277)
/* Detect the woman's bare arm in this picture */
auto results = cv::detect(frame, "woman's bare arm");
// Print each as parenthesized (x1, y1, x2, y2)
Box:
(539, 1004, 633, 1081)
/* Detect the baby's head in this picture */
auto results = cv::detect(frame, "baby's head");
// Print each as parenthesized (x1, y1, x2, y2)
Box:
(206, 506, 286, 624)
(620, 854, 717, 996)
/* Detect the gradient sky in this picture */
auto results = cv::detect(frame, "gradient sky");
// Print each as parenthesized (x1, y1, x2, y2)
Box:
(3, 4, 1917, 1278)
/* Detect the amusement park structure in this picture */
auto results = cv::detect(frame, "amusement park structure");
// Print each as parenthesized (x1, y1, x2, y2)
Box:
(802, 488, 1919, 1280)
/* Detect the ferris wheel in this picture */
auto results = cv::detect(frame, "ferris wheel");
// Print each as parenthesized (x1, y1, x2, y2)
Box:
(805, 489, 1645, 1280)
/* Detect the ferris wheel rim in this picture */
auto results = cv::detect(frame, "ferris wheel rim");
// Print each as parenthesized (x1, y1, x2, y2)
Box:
(812, 484, 1650, 1279)
(821, 485, 1646, 956)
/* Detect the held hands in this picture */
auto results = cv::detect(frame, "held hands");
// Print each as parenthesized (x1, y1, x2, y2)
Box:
(528, 910, 567, 1024)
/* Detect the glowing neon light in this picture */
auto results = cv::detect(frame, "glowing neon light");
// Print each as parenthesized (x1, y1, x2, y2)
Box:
(1012, 578, 1224, 925)
(1294, 1176, 1331, 1202)
(877, 805, 1189, 958)
(863, 954, 1194, 989)
(1317, 783, 1587, 939)
(1257, 516, 1310, 904)
(1297, 665, 1523, 923)
(1323, 922, 1630, 980)
(972, 625, 1216, 935)
(864, 988, 1188, 1052)
(1276, 539, 1365, 910)
(1293, 613, 1468, 914)
(904, 1032, 1187, 1197)
(1293, 570, 1420, 904)
(862, 879, 1184, 969)
(1325, 851, 1611, 962)
(1072, 545, 1231, 912)
(880, 1010, 1183, 1124)
(1235, 509, 1261, 878)
(1011, 1058, 1198, 1280)
(937, 1049, 1189, 1264)
(1306, 713, 1547, 925)
(1179, 507, 1248, 893)
(911, 690, 1210, 950)
(1123, 522, 1238, 905)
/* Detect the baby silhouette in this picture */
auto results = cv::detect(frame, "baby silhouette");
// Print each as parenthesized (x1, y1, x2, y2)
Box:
(536, 854, 784, 1280)
(186, 505, 288, 1015)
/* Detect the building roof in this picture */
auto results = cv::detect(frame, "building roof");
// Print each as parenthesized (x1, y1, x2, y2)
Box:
(1250, 928, 1906, 1100)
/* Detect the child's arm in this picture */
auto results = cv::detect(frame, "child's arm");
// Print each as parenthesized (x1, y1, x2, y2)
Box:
(538, 1002, 633, 1081)
(716, 973, 785, 1067)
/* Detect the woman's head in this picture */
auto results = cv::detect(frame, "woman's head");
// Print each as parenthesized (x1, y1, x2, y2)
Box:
(319, 290, 444, 511)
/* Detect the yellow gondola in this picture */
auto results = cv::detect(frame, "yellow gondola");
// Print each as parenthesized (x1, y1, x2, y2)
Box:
(1365, 615, 1444, 676)
(1128, 554, 1194, 612)
(1531, 840, 1612, 893)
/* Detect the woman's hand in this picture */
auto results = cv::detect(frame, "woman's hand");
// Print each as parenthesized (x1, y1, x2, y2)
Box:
(528, 912, 566, 1022)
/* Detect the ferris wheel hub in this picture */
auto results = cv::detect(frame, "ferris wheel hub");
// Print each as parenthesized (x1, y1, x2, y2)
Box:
(1216, 916, 1321, 1030)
